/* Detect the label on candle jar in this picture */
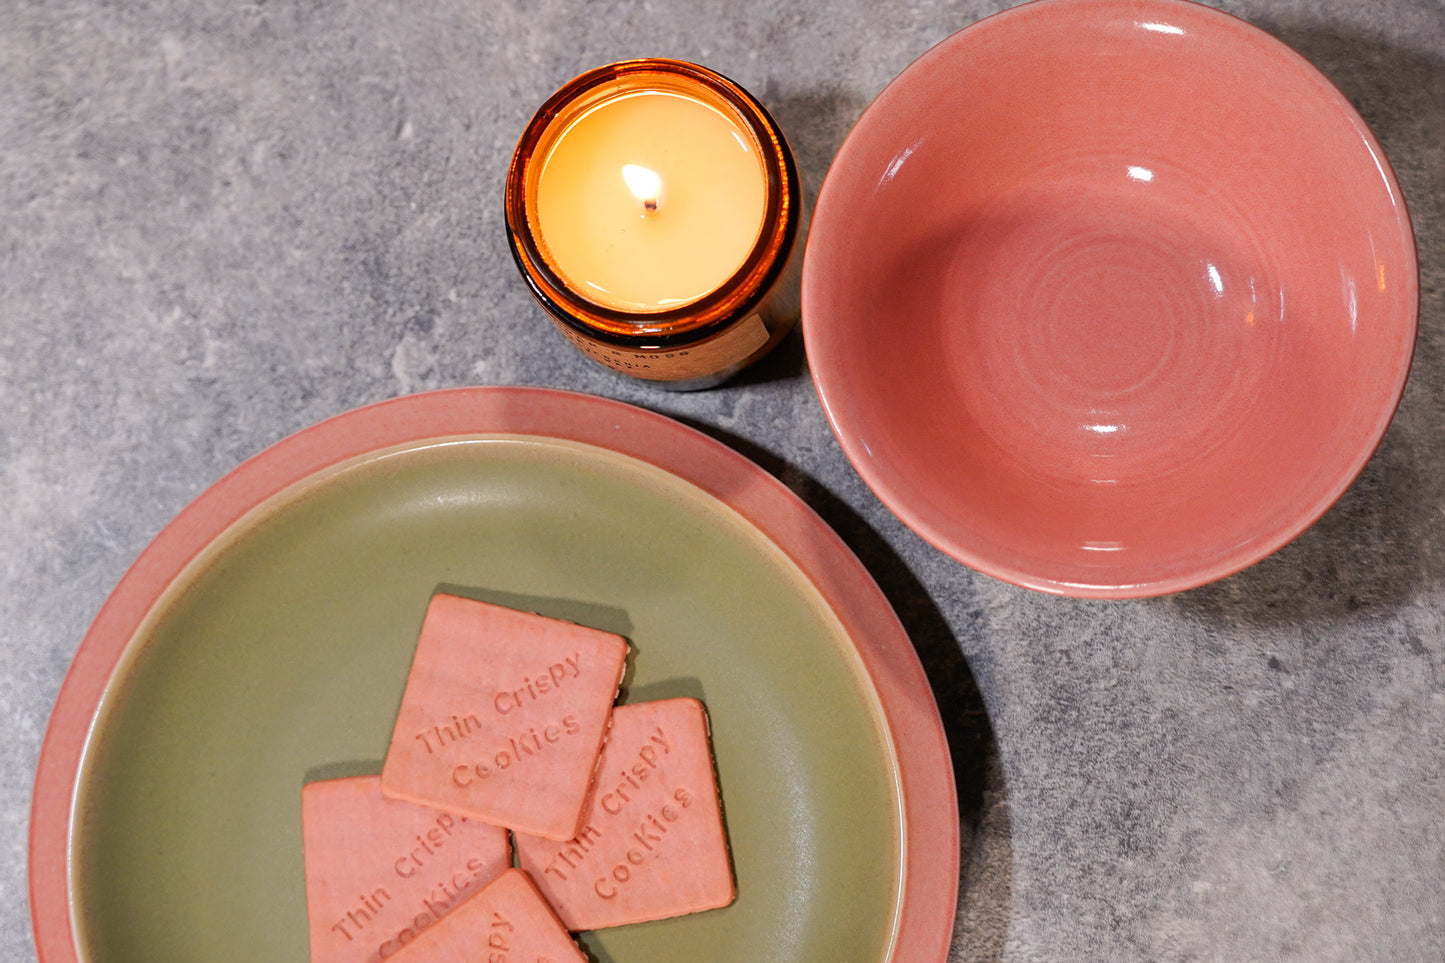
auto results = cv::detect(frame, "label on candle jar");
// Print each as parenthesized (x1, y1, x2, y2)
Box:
(558, 312, 770, 382)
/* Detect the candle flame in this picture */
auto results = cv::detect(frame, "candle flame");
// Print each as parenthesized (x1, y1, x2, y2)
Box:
(622, 164, 663, 214)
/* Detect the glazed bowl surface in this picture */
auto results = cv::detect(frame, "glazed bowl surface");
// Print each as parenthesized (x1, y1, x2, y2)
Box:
(803, 0, 1417, 597)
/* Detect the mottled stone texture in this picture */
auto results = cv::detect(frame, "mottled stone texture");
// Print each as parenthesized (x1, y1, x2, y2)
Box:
(3, 1, 1443, 960)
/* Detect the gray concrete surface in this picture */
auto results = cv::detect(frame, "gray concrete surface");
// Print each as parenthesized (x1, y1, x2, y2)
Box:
(4, 0, 1444, 959)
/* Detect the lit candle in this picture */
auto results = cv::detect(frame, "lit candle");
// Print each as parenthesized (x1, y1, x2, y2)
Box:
(535, 92, 767, 311)
(506, 60, 803, 388)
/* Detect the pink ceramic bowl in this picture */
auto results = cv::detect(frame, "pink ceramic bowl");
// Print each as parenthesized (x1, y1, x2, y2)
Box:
(803, 0, 1417, 598)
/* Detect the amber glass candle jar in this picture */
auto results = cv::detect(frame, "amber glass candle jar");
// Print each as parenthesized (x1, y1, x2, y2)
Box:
(505, 59, 803, 389)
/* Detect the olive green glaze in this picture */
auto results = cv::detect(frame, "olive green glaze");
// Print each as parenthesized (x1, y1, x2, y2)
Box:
(73, 437, 901, 962)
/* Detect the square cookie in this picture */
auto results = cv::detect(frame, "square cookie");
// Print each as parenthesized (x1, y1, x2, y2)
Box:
(380, 594, 629, 840)
(384, 868, 588, 963)
(301, 775, 511, 963)
(514, 697, 734, 930)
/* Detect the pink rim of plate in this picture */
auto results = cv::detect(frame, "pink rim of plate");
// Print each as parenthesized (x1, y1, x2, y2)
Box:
(29, 386, 959, 962)
(802, 0, 1419, 598)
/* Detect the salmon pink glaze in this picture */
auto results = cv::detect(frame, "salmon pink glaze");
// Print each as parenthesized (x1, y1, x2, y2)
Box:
(804, 0, 1417, 597)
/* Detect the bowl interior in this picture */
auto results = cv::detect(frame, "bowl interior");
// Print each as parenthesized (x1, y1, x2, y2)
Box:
(69, 437, 902, 961)
(804, 0, 1416, 596)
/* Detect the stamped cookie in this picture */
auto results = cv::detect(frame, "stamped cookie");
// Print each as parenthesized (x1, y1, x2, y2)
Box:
(384, 868, 587, 962)
(300, 775, 511, 963)
(380, 594, 629, 840)
(514, 697, 734, 930)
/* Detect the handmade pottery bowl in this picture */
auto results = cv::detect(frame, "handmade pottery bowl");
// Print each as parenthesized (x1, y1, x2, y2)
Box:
(803, 0, 1417, 597)
(30, 389, 957, 963)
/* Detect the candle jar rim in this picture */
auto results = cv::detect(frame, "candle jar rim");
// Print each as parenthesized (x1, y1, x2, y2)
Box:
(505, 58, 801, 347)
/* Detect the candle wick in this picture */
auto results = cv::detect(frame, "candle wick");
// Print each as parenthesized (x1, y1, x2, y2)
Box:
(622, 163, 663, 217)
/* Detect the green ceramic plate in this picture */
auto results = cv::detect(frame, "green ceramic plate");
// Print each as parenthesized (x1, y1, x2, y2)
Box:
(31, 388, 958, 962)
